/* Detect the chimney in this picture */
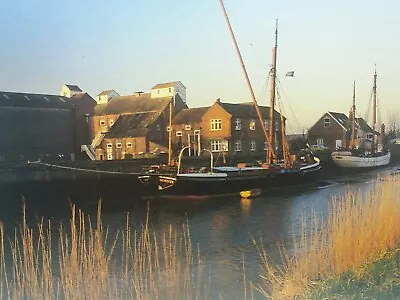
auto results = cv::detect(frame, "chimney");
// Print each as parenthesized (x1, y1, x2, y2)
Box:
(215, 98, 221, 103)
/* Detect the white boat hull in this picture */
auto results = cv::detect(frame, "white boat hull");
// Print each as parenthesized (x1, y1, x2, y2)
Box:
(331, 151, 391, 168)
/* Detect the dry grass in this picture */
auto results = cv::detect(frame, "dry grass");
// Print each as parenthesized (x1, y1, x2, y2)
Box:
(257, 174, 400, 299)
(0, 202, 206, 300)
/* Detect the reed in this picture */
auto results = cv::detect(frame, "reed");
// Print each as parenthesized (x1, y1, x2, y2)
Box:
(0, 202, 206, 300)
(257, 175, 400, 299)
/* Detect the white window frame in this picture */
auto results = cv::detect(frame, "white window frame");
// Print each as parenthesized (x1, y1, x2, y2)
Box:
(194, 129, 201, 135)
(107, 143, 112, 149)
(250, 140, 256, 151)
(316, 138, 324, 146)
(107, 153, 113, 160)
(235, 118, 241, 130)
(100, 120, 106, 126)
(166, 126, 172, 132)
(263, 119, 269, 130)
(249, 119, 256, 131)
(235, 140, 242, 152)
(109, 120, 114, 126)
(324, 117, 330, 128)
(116, 142, 122, 149)
(210, 119, 222, 131)
(264, 141, 268, 150)
(184, 124, 192, 131)
(126, 142, 133, 148)
(176, 131, 183, 137)
(210, 140, 228, 152)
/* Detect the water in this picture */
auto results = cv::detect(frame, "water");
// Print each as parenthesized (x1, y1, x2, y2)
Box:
(0, 166, 399, 299)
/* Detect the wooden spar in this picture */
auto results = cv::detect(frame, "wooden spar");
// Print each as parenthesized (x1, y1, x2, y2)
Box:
(218, 0, 275, 161)
(168, 98, 173, 166)
(350, 80, 356, 149)
(372, 66, 377, 150)
(268, 20, 278, 164)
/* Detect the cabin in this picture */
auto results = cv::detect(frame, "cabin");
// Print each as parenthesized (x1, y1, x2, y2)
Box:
(307, 111, 375, 151)
(87, 82, 188, 160)
(0, 91, 76, 162)
(96, 90, 119, 105)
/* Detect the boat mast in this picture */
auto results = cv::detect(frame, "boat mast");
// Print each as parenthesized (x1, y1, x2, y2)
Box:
(268, 20, 278, 164)
(168, 98, 173, 166)
(218, 0, 275, 161)
(350, 80, 356, 149)
(372, 66, 377, 151)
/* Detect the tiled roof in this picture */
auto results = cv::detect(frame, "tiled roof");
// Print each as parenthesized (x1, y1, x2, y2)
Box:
(327, 111, 348, 129)
(0, 91, 73, 109)
(95, 93, 172, 116)
(219, 102, 283, 119)
(65, 85, 82, 92)
(104, 112, 160, 138)
(172, 107, 209, 124)
(152, 81, 181, 89)
(355, 117, 373, 133)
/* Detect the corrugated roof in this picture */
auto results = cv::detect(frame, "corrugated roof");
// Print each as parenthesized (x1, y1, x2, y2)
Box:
(172, 107, 209, 124)
(95, 93, 171, 116)
(152, 81, 181, 89)
(65, 85, 82, 92)
(0, 91, 73, 109)
(104, 112, 160, 138)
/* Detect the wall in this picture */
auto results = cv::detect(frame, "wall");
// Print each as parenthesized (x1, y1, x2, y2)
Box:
(308, 113, 346, 150)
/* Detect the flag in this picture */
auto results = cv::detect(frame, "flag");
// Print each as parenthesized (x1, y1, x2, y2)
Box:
(286, 71, 295, 77)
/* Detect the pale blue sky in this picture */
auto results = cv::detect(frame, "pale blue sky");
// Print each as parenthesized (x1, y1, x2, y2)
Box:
(1, 0, 399, 132)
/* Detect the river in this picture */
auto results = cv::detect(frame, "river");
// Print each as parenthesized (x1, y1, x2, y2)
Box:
(0, 165, 399, 299)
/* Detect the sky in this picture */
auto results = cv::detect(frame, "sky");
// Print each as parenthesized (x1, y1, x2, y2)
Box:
(1, 0, 400, 133)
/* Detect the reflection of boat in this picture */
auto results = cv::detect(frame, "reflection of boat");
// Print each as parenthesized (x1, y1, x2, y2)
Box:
(331, 70, 391, 168)
(155, 5, 321, 198)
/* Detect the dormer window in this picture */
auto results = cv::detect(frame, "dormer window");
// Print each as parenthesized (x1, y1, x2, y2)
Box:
(324, 117, 330, 128)
(249, 119, 256, 130)
(235, 118, 241, 130)
(211, 119, 222, 131)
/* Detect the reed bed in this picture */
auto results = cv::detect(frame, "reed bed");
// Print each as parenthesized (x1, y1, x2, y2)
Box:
(0, 202, 206, 300)
(257, 174, 400, 299)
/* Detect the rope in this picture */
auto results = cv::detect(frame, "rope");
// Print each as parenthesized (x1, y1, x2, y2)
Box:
(29, 162, 143, 176)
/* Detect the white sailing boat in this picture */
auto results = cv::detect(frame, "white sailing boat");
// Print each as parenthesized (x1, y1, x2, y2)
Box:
(331, 69, 391, 168)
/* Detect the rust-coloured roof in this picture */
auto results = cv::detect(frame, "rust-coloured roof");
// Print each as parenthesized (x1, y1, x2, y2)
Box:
(94, 93, 172, 116)
(172, 107, 209, 124)
(104, 112, 160, 138)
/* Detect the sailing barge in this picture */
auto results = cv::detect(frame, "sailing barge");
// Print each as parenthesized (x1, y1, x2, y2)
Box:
(153, 3, 321, 198)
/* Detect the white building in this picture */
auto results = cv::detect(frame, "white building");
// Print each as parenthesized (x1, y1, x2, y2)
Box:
(96, 90, 119, 105)
(60, 84, 83, 98)
(151, 81, 186, 104)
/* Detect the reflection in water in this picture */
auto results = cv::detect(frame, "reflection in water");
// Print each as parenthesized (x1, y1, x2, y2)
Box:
(0, 167, 397, 299)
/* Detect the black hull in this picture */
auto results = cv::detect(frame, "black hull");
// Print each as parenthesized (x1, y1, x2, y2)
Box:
(155, 166, 321, 198)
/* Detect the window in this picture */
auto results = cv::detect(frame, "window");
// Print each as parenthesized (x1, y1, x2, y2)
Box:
(324, 117, 330, 128)
(211, 140, 228, 152)
(169, 87, 172, 93)
(107, 143, 112, 148)
(176, 131, 182, 137)
(126, 142, 132, 148)
(166, 126, 171, 132)
(235, 140, 242, 152)
(109, 120, 114, 126)
(249, 119, 256, 130)
(250, 140, 256, 151)
(24, 95, 30, 101)
(85, 113, 90, 124)
(366, 133, 373, 140)
(264, 141, 268, 150)
(156, 124, 161, 131)
(107, 153, 113, 160)
(184, 124, 192, 131)
(275, 121, 279, 131)
(44, 96, 50, 102)
(263, 119, 269, 130)
(210, 119, 222, 131)
(317, 138, 324, 146)
(100, 120, 106, 126)
(235, 118, 241, 130)
(194, 129, 200, 135)
(116, 142, 122, 149)
(99, 154, 104, 160)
